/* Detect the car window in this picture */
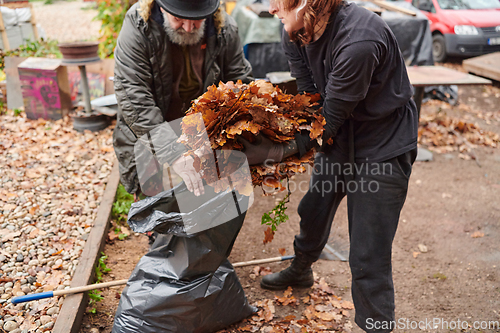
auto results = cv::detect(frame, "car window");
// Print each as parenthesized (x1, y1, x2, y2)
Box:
(415, 0, 435, 12)
(437, 0, 500, 9)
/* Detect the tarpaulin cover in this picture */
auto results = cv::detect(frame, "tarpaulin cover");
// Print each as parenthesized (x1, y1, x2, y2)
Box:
(354, 1, 434, 66)
(354, 1, 458, 104)
(112, 188, 254, 332)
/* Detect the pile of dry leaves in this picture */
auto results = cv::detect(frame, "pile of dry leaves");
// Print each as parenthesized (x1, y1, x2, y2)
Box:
(179, 80, 325, 193)
(418, 112, 500, 159)
(219, 275, 353, 333)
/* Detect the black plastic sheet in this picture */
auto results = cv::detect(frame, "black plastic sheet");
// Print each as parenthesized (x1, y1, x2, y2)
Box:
(245, 42, 290, 79)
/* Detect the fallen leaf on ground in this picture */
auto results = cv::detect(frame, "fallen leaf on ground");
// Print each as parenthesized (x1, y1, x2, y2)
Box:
(471, 231, 484, 238)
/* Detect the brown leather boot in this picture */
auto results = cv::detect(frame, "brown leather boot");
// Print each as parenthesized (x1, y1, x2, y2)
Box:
(260, 255, 314, 290)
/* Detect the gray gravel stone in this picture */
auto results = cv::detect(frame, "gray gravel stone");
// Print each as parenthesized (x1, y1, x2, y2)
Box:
(46, 307, 59, 315)
(3, 320, 19, 332)
(39, 316, 51, 325)
(40, 322, 54, 331)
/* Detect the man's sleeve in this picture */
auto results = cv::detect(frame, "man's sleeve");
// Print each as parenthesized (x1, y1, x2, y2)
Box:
(220, 15, 254, 83)
(114, 13, 165, 138)
(281, 31, 317, 95)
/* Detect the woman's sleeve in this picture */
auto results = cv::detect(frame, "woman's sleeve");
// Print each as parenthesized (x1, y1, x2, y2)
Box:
(321, 40, 382, 141)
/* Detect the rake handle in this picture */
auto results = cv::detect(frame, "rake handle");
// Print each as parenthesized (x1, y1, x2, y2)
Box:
(11, 255, 294, 304)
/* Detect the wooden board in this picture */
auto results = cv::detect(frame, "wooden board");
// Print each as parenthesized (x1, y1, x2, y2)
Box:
(462, 52, 500, 82)
(5, 56, 27, 110)
(407, 65, 492, 87)
(52, 161, 120, 333)
(370, 0, 416, 16)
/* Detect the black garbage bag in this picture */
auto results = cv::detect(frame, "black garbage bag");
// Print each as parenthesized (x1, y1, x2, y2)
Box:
(112, 183, 255, 332)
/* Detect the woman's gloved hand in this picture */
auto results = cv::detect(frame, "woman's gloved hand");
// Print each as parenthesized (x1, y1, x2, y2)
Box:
(239, 135, 284, 165)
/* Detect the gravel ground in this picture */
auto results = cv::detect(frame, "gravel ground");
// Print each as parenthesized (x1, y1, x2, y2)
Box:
(0, 113, 114, 333)
(32, 0, 101, 43)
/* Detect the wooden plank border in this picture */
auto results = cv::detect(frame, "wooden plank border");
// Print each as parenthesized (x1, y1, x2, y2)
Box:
(52, 161, 120, 333)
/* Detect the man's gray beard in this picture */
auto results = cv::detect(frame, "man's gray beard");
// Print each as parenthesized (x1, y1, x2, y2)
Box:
(163, 15, 206, 46)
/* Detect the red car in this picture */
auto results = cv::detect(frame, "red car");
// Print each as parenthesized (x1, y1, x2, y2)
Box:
(409, 0, 500, 62)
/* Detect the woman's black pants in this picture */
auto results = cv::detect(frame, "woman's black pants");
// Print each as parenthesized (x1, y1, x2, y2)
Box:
(294, 147, 417, 333)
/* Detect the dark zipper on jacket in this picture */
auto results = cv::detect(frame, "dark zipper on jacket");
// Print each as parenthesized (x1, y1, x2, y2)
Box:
(204, 31, 224, 88)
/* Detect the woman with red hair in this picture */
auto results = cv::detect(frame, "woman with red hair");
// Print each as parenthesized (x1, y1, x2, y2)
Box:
(246, 0, 419, 331)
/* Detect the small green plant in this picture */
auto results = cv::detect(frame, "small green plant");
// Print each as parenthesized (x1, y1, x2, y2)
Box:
(112, 184, 134, 221)
(13, 109, 22, 116)
(94, 0, 130, 58)
(0, 100, 6, 115)
(114, 226, 129, 240)
(88, 252, 111, 313)
(261, 193, 290, 233)
(0, 38, 62, 71)
(432, 272, 447, 281)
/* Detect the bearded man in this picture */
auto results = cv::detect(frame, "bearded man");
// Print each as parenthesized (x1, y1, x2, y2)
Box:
(113, 0, 253, 199)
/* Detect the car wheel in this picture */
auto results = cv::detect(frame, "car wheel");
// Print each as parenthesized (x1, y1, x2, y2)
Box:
(432, 34, 447, 63)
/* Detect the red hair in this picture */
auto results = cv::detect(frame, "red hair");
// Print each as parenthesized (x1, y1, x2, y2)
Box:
(281, 0, 342, 44)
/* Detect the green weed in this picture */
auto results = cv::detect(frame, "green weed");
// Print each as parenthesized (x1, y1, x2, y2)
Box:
(0, 38, 62, 71)
(432, 272, 447, 281)
(261, 193, 290, 233)
(88, 252, 111, 313)
(112, 184, 134, 221)
(94, 0, 130, 58)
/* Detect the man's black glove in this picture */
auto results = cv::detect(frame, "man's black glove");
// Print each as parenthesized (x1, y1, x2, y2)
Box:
(239, 134, 284, 165)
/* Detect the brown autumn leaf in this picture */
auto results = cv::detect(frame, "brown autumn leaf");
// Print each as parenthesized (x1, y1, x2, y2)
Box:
(471, 231, 484, 238)
(180, 80, 323, 194)
(263, 299, 275, 322)
(108, 229, 119, 241)
(263, 227, 275, 244)
(29, 205, 39, 215)
(309, 115, 326, 141)
(315, 311, 338, 322)
(12, 281, 23, 296)
(317, 278, 334, 294)
(238, 325, 254, 332)
(278, 248, 287, 256)
(275, 286, 298, 306)
(341, 300, 355, 310)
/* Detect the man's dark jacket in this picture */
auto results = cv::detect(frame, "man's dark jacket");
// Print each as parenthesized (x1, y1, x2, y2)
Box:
(113, 2, 253, 194)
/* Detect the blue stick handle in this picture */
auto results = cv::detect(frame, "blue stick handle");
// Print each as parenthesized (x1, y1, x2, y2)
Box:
(11, 291, 54, 304)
